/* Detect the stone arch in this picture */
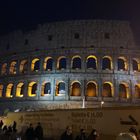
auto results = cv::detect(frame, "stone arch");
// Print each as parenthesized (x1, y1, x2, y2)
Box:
(132, 58, 139, 72)
(16, 82, 24, 97)
(1, 63, 7, 75)
(102, 56, 112, 70)
(71, 81, 81, 96)
(57, 56, 66, 70)
(102, 82, 114, 97)
(28, 81, 37, 97)
(9, 61, 17, 74)
(41, 82, 51, 96)
(71, 55, 81, 69)
(31, 58, 40, 72)
(119, 82, 129, 98)
(86, 55, 97, 69)
(19, 59, 28, 73)
(86, 81, 97, 97)
(56, 81, 66, 96)
(6, 83, 14, 98)
(0, 84, 3, 97)
(44, 57, 53, 71)
(118, 57, 128, 71)
(134, 84, 140, 98)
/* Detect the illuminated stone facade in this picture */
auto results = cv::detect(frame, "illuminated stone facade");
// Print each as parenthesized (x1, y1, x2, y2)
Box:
(0, 20, 140, 114)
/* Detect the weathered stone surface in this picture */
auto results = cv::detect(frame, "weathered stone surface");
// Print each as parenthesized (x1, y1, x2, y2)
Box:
(0, 20, 140, 114)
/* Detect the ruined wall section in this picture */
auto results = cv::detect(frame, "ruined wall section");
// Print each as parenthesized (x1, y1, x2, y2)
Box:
(0, 20, 137, 58)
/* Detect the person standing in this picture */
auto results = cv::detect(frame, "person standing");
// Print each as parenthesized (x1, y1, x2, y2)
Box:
(0, 120, 3, 129)
(35, 122, 43, 140)
(12, 121, 17, 132)
(60, 126, 73, 140)
(75, 128, 87, 140)
(25, 123, 35, 140)
(88, 129, 99, 140)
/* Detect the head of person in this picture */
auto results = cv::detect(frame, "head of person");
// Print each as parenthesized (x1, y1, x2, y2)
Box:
(37, 122, 41, 126)
(80, 128, 86, 134)
(92, 129, 97, 136)
(129, 127, 137, 135)
(66, 126, 72, 135)
(29, 123, 33, 128)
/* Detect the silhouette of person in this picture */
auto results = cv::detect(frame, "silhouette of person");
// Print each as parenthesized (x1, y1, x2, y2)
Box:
(88, 129, 99, 140)
(35, 122, 43, 140)
(129, 127, 139, 140)
(0, 120, 3, 129)
(75, 128, 87, 140)
(25, 123, 35, 140)
(12, 121, 17, 132)
(60, 126, 73, 140)
(3, 125, 8, 133)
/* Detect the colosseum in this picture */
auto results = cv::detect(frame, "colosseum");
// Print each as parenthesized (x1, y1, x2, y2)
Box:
(0, 20, 140, 115)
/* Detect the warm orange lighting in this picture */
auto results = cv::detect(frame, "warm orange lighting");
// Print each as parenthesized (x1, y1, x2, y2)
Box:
(6, 83, 14, 98)
(16, 82, 24, 97)
(28, 82, 37, 97)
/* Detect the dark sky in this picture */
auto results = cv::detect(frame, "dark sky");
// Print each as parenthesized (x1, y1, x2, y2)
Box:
(0, 0, 140, 44)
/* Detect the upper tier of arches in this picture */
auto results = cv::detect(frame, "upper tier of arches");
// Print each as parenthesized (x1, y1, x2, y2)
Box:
(0, 55, 140, 75)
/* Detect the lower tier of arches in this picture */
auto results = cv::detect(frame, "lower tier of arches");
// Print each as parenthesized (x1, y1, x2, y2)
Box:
(1, 79, 140, 99)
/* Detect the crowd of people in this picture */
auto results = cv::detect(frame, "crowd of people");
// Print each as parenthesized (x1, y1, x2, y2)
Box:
(61, 126, 140, 140)
(0, 120, 43, 140)
(60, 126, 99, 140)
(25, 122, 43, 140)
(0, 119, 100, 140)
(0, 119, 140, 140)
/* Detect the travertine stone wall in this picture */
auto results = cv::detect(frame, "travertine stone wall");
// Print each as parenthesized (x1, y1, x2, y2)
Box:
(0, 20, 139, 115)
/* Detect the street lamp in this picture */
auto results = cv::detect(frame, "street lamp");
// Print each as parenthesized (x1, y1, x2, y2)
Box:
(100, 101, 104, 108)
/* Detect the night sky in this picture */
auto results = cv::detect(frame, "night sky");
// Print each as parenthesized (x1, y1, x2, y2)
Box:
(0, 0, 140, 44)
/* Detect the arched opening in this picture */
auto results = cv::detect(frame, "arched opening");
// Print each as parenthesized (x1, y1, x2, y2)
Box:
(9, 61, 17, 74)
(41, 82, 51, 96)
(72, 56, 81, 69)
(57, 56, 66, 70)
(86, 81, 97, 97)
(28, 82, 37, 97)
(19, 60, 28, 73)
(56, 81, 66, 96)
(102, 82, 113, 97)
(71, 81, 81, 96)
(132, 59, 139, 72)
(134, 84, 140, 98)
(118, 57, 127, 71)
(0, 84, 3, 97)
(31, 58, 40, 72)
(119, 83, 129, 98)
(1, 63, 7, 75)
(6, 83, 14, 98)
(86, 55, 97, 69)
(44, 57, 53, 71)
(16, 82, 24, 97)
(102, 56, 112, 70)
